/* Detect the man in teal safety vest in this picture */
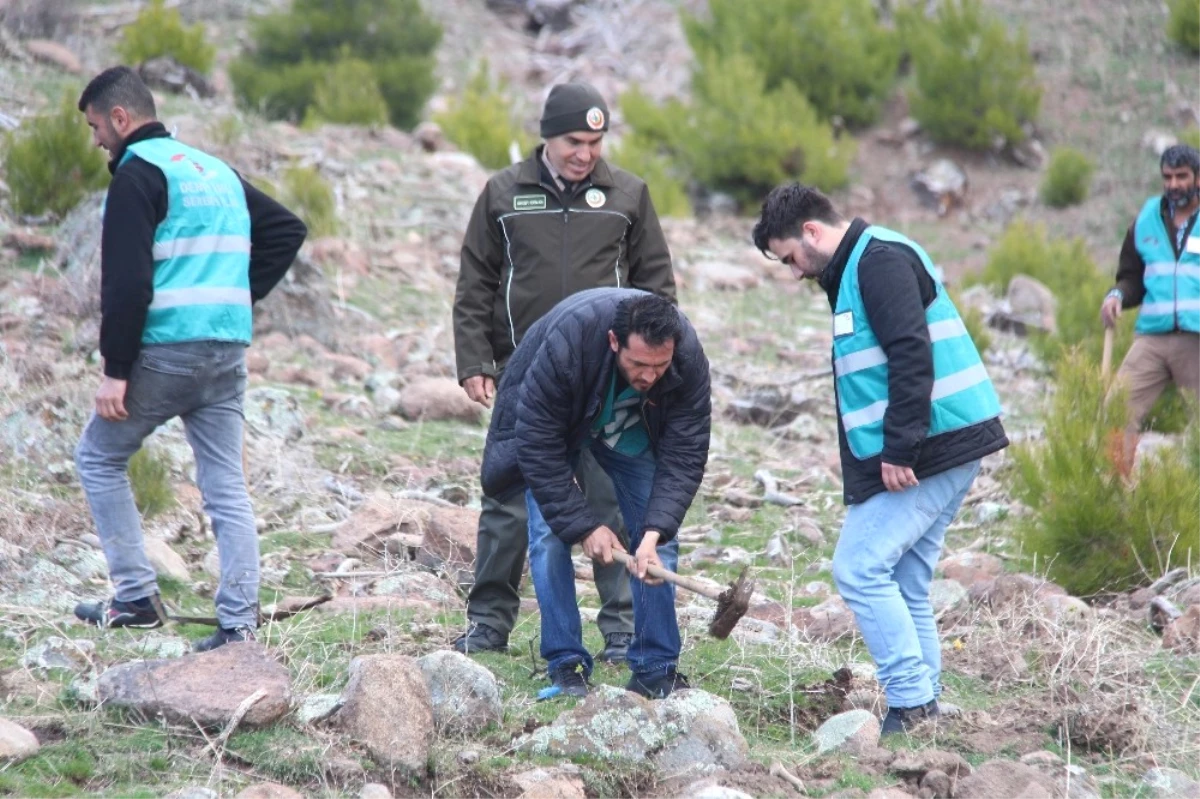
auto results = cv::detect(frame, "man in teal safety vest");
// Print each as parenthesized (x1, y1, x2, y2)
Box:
(72, 67, 307, 652)
(753, 184, 1009, 737)
(1100, 144, 1199, 467)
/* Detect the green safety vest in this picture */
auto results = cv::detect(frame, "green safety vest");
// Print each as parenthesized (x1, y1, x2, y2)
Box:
(832, 226, 1002, 460)
(1132, 196, 1200, 335)
(121, 137, 253, 346)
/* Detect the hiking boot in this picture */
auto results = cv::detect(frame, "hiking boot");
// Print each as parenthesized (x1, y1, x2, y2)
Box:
(597, 631, 633, 664)
(548, 663, 589, 698)
(452, 622, 508, 654)
(626, 668, 691, 699)
(74, 595, 166, 629)
(880, 699, 940, 736)
(191, 625, 256, 653)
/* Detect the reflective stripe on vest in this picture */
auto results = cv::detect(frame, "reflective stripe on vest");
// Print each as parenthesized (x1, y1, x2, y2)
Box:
(121, 138, 253, 345)
(1133, 196, 1200, 334)
(833, 226, 1003, 460)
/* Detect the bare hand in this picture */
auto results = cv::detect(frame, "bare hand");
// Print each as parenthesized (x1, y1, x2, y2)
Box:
(629, 530, 665, 586)
(582, 525, 625, 566)
(1100, 295, 1122, 328)
(881, 462, 918, 492)
(462, 375, 496, 407)
(96, 376, 129, 421)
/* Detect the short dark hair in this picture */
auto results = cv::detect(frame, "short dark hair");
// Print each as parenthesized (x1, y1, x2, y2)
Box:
(78, 66, 157, 118)
(751, 183, 843, 257)
(1161, 144, 1200, 174)
(611, 294, 682, 349)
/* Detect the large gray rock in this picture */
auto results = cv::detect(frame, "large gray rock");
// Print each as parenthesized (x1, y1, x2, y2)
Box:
(97, 643, 291, 728)
(955, 760, 1061, 799)
(1142, 767, 1200, 799)
(0, 717, 39, 763)
(331, 654, 434, 772)
(144, 537, 190, 582)
(812, 709, 880, 755)
(396, 378, 484, 423)
(929, 579, 968, 616)
(516, 685, 747, 770)
(416, 651, 502, 735)
(512, 765, 587, 799)
(938, 551, 1004, 587)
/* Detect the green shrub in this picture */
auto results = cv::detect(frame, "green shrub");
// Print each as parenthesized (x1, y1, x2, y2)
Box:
(116, 0, 215, 75)
(2, 94, 108, 218)
(949, 290, 991, 355)
(433, 62, 533, 170)
(282, 166, 336, 237)
(229, 0, 441, 129)
(128, 448, 175, 518)
(305, 54, 390, 128)
(1040, 146, 1094, 208)
(1180, 127, 1200, 150)
(607, 133, 692, 218)
(684, 0, 899, 127)
(622, 53, 853, 207)
(1167, 0, 1200, 54)
(899, 0, 1041, 149)
(1011, 354, 1198, 595)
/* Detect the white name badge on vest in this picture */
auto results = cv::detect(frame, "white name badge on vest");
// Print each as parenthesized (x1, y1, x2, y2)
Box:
(833, 312, 855, 337)
(1187, 236, 1200, 255)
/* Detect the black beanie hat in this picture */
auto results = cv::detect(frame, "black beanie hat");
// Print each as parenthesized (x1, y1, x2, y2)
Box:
(540, 82, 609, 138)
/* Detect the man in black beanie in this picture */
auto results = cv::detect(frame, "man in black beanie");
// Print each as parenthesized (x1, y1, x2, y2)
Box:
(452, 81, 677, 678)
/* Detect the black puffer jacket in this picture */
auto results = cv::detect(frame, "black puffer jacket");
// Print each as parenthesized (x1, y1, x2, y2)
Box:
(480, 288, 711, 545)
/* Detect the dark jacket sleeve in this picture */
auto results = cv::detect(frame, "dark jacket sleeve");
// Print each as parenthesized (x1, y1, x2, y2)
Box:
(241, 177, 307, 302)
(454, 184, 503, 383)
(626, 184, 677, 302)
(515, 327, 600, 545)
(99, 162, 163, 380)
(1114, 223, 1147, 308)
(860, 246, 936, 467)
(642, 332, 711, 541)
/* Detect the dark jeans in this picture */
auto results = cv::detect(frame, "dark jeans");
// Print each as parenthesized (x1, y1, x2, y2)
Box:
(465, 447, 634, 638)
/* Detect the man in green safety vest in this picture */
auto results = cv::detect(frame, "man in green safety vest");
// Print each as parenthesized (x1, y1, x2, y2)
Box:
(72, 66, 308, 652)
(753, 184, 1009, 737)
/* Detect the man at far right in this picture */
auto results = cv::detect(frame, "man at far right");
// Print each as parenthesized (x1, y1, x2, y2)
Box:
(1101, 144, 1200, 466)
(752, 184, 1008, 737)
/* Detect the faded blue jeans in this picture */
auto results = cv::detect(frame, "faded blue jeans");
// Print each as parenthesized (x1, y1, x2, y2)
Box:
(832, 460, 981, 709)
(527, 444, 681, 680)
(75, 341, 259, 629)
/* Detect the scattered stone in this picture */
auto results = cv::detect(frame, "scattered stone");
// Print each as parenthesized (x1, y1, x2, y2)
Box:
(910, 159, 968, 216)
(687, 260, 762, 291)
(143, 537, 190, 582)
(938, 552, 1004, 587)
(1162, 604, 1200, 654)
(457, 749, 479, 764)
(801, 595, 858, 642)
(689, 786, 755, 799)
(122, 633, 188, 660)
(954, 760, 1059, 799)
(889, 749, 972, 781)
(24, 38, 81, 73)
(1039, 593, 1094, 624)
(415, 650, 502, 735)
(929, 579, 968, 616)
(3, 230, 57, 253)
(1008, 137, 1047, 169)
(1005, 275, 1057, 334)
(812, 709, 880, 755)
(67, 670, 100, 706)
(921, 770, 953, 798)
(1062, 700, 1148, 754)
(725, 385, 822, 428)
(653, 688, 749, 775)
(296, 693, 342, 725)
(165, 789, 218, 799)
(396, 377, 483, 423)
(138, 56, 215, 97)
(413, 121, 445, 152)
(97, 643, 291, 728)
(234, 783, 304, 799)
(0, 717, 39, 763)
(21, 636, 95, 676)
(1142, 767, 1200, 799)
(331, 654, 434, 773)
(512, 765, 587, 799)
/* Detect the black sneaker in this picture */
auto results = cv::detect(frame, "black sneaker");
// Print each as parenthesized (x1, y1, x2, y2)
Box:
(549, 663, 589, 698)
(452, 622, 508, 654)
(191, 625, 256, 653)
(626, 668, 691, 699)
(597, 632, 633, 664)
(74, 595, 166, 629)
(880, 699, 940, 736)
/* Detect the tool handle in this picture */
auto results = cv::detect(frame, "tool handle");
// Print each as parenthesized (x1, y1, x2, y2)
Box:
(1102, 326, 1114, 378)
(609, 550, 722, 599)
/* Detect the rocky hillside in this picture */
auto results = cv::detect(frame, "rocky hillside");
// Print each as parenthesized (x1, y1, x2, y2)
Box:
(0, 1, 1197, 798)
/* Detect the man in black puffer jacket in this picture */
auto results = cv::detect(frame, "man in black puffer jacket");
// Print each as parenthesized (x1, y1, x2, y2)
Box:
(481, 288, 711, 699)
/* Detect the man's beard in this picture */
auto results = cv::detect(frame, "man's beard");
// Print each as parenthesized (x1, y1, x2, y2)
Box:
(1166, 185, 1200, 209)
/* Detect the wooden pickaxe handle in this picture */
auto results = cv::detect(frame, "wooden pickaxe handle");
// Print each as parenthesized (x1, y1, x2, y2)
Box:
(608, 550, 722, 600)
(1102, 327, 1114, 378)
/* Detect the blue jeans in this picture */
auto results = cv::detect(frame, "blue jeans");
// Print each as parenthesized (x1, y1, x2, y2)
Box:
(832, 460, 981, 709)
(527, 444, 680, 679)
(75, 342, 259, 629)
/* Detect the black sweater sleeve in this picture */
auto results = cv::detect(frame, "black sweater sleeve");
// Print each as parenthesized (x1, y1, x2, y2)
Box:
(858, 243, 937, 467)
(1114, 223, 1147, 308)
(241, 177, 307, 302)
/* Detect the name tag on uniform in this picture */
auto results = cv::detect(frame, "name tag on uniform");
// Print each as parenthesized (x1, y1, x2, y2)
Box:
(513, 194, 547, 211)
(833, 312, 855, 337)
(1187, 236, 1200, 255)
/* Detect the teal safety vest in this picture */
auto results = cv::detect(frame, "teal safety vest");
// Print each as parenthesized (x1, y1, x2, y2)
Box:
(1132, 196, 1200, 335)
(121, 138, 253, 346)
(833, 226, 1002, 460)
